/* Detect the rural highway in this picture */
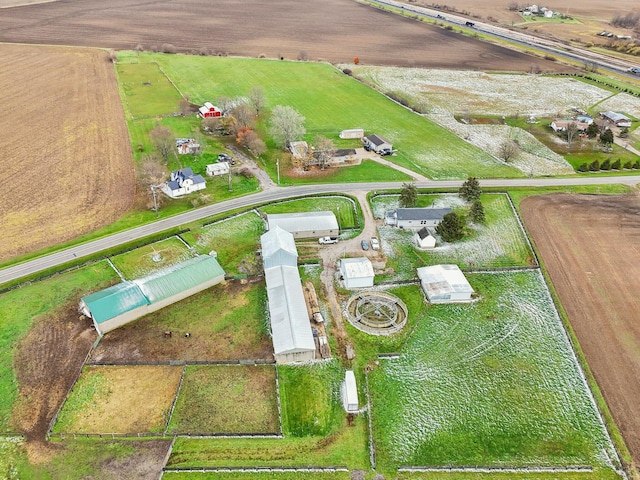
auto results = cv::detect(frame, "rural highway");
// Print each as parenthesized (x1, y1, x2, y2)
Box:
(1, 175, 639, 286)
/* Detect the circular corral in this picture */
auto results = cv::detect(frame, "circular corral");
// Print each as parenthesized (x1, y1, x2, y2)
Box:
(345, 291, 408, 336)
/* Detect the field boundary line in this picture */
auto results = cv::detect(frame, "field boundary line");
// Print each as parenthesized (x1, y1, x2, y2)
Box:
(86, 359, 275, 366)
(105, 257, 125, 280)
(158, 436, 177, 480)
(164, 364, 187, 435)
(163, 466, 348, 473)
(399, 465, 594, 473)
(155, 62, 186, 100)
(274, 365, 283, 436)
(364, 368, 376, 470)
(504, 192, 539, 267)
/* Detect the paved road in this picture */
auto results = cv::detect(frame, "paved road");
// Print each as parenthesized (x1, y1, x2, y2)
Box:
(1, 176, 639, 285)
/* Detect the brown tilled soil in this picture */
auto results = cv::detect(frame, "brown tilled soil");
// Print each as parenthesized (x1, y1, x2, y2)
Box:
(10, 304, 97, 459)
(0, 44, 135, 262)
(97, 440, 173, 480)
(0, 0, 569, 73)
(520, 193, 640, 469)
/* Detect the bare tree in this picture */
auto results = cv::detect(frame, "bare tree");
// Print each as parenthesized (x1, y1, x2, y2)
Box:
(237, 127, 266, 156)
(139, 154, 167, 216)
(565, 122, 579, 146)
(313, 135, 335, 170)
(248, 86, 266, 117)
(109, 49, 118, 63)
(178, 95, 192, 116)
(230, 103, 257, 131)
(202, 116, 221, 134)
(499, 139, 519, 162)
(134, 44, 144, 57)
(269, 105, 306, 148)
(149, 124, 173, 163)
(216, 95, 235, 116)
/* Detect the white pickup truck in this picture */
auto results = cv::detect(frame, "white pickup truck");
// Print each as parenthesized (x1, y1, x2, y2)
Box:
(318, 236, 339, 245)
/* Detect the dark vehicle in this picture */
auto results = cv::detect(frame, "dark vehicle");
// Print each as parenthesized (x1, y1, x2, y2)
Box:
(629, 67, 640, 76)
(379, 148, 393, 156)
(361, 239, 369, 251)
(217, 153, 236, 165)
(465, 21, 475, 27)
(436, 14, 444, 19)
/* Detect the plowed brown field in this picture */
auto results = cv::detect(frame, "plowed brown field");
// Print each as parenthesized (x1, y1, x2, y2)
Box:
(521, 193, 640, 468)
(0, 0, 568, 72)
(0, 44, 134, 262)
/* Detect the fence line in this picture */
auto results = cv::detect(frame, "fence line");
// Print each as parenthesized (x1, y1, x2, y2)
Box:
(163, 466, 348, 473)
(274, 365, 284, 436)
(164, 365, 187, 435)
(86, 359, 275, 366)
(47, 432, 284, 440)
(158, 435, 177, 480)
(399, 465, 594, 473)
(504, 191, 539, 267)
(364, 368, 376, 470)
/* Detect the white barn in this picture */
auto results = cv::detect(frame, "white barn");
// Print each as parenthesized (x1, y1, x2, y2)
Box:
(266, 211, 339, 239)
(339, 257, 374, 289)
(342, 370, 359, 413)
(414, 227, 436, 249)
(417, 264, 474, 303)
(340, 128, 364, 139)
(260, 227, 316, 364)
(206, 163, 229, 176)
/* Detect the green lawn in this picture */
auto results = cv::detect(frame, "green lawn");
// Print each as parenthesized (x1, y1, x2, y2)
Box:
(164, 473, 351, 480)
(167, 365, 279, 434)
(118, 51, 522, 181)
(0, 262, 118, 432)
(109, 236, 194, 279)
(116, 62, 184, 118)
(261, 196, 361, 230)
(370, 271, 618, 472)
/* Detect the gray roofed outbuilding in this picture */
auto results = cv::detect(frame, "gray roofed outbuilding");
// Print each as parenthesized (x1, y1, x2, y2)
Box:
(266, 211, 339, 239)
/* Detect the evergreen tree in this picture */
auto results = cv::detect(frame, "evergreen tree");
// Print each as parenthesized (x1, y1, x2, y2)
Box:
(436, 212, 464, 242)
(601, 159, 611, 170)
(399, 182, 418, 207)
(577, 163, 589, 172)
(459, 176, 481, 202)
(611, 159, 621, 170)
(469, 200, 485, 224)
(586, 122, 599, 139)
(599, 128, 614, 146)
(589, 160, 600, 171)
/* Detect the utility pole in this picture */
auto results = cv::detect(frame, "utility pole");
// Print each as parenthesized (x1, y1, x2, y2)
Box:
(276, 158, 280, 185)
(228, 164, 232, 192)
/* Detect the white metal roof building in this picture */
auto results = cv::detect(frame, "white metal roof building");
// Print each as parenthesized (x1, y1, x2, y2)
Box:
(339, 257, 374, 289)
(417, 264, 474, 303)
(264, 265, 316, 364)
(342, 370, 359, 412)
(261, 226, 298, 269)
(266, 211, 339, 239)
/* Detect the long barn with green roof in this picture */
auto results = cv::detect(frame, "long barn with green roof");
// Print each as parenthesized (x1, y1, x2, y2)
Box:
(80, 255, 225, 335)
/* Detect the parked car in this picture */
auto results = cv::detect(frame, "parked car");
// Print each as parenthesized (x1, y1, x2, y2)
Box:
(361, 239, 369, 251)
(370, 237, 380, 250)
(217, 153, 236, 165)
(319, 236, 339, 245)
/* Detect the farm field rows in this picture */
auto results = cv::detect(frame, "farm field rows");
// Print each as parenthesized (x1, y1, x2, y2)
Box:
(0, 44, 135, 262)
(521, 193, 640, 468)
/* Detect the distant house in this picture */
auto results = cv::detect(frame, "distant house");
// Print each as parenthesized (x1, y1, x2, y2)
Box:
(162, 168, 206, 198)
(198, 102, 222, 118)
(339, 257, 374, 289)
(363, 134, 392, 155)
(266, 211, 339, 239)
(205, 163, 230, 176)
(176, 138, 200, 155)
(417, 264, 474, 303)
(385, 208, 451, 229)
(342, 370, 359, 413)
(600, 111, 632, 128)
(413, 227, 436, 249)
(340, 128, 364, 139)
(550, 120, 590, 133)
(79, 255, 225, 335)
(576, 115, 594, 125)
(289, 141, 309, 159)
(260, 228, 316, 364)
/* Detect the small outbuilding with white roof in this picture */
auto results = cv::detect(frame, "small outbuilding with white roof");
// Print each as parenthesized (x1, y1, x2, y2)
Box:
(339, 257, 374, 289)
(342, 370, 359, 413)
(266, 211, 339, 239)
(417, 264, 474, 303)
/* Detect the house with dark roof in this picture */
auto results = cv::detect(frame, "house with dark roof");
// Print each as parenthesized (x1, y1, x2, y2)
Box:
(363, 134, 393, 155)
(385, 207, 451, 229)
(161, 167, 206, 198)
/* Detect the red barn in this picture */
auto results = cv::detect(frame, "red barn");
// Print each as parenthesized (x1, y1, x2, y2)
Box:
(198, 102, 222, 118)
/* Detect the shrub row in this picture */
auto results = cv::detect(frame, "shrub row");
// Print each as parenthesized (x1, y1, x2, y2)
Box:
(577, 159, 640, 172)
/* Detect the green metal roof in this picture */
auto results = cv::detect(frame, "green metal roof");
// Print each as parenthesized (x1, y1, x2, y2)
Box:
(81, 281, 148, 324)
(136, 255, 225, 303)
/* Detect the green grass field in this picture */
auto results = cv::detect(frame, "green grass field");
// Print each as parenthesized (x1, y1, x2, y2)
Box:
(163, 473, 351, 480)
(116, 62, 183, 118)
(370, 271, 618, 473)
(0, 262, 119, 432)
(110, 236, 194, 279)
(167, 365, 279, 434)
(118, 52, 522, 180)
(261, 196, 361, 230)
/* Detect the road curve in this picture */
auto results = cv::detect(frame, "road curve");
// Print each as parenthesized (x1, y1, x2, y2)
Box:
(1, 176, 639, 285)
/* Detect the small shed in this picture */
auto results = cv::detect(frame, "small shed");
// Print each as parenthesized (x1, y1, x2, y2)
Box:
(417, 264, 474, 303)
(176, 138, 200, 155)
(340, 257, 374, 289)
(261, 226, 298, 268)
(289, 141, 309, 159)
(414, 227, 436, 249)
(343, 370, 359, 413)
(206, 163, 229, 176)
(600, 111, 632, 128)
(363, 134, 392, 154)
(267, 211, 339, 239)
(198, 102, 222, 118)
(340, 128, 364, 139)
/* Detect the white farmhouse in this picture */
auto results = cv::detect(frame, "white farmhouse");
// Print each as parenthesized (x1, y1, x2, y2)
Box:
(162, 168, 206, 198)
(385, 208, 451, 229)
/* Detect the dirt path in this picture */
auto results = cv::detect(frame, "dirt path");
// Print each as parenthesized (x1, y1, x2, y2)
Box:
(317, 190, 387, 362)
